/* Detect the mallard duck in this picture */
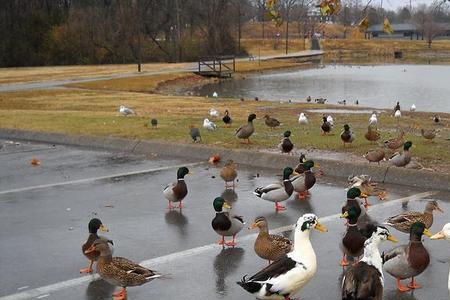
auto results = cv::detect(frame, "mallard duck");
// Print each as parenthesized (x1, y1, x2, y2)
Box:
(385, 200, 443, 233)
(368, 113, 377, 126)
(150, 118, 158, 129)
(389, 141, 413, 167)
(348, 174, 387, 203)
(163, 167, 191, 209)
(237, 214, 327, 300)
(298, 113, 308, 125)
(421, 128, 436, 142)
(342, 226, 398, 300)
(203, 118, 217, 131)
(364, 126, 381, 143)
(321, 116, 332, 135)
(363, 148, 385, 165)
(430, 223, 450, 294)
(209, 108, 220, 117)
(342, 188, 368, 225)
(278, 130, 294, 154)
(189, 125, 201, 143)
(383, 222, 432, 292)
(84, 239, 162, 300)
(119, 105, 135, 116)
(80, 218, 111, 274)
(341, 124, 355, 147)
(211, 197, 245, 247)
(294, 153, 307, 174)
(254, 167, 298, 211)
(236, 113, 256, 144)
(220, 160, 238, 188)
(222, 110, 232, 127)
(249, 216, 292, 263)
(384, 130, 405, 150)
(291, 160, 317, 199)
(264, 115, 281, 129)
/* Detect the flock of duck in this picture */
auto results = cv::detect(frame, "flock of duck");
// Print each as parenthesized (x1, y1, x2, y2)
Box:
(80, 154, 448, 300)
(100, 103, 448, 299)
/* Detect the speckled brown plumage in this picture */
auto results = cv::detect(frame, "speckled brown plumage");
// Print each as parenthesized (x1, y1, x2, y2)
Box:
(220, 160, 237, 186)
(384, 130, 405, 150)
(364, 125, 381, 143)
(251, 216, 292, 262)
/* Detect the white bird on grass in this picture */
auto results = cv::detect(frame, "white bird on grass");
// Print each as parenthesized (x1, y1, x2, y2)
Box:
(203, 118, 217, 131)
(298, 113, 308, 125)
(209, 108, 220, 117)
(327, 115, 334, 126)
(212, 92, 218, 98)
(119, 105, 135, 116)
(410, 104, 416, 112)
(369, 113, 378, 126)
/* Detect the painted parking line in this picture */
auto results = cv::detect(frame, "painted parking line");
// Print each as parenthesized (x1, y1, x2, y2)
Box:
(0, 162, 204, 196)
(0, 191, 436, 300)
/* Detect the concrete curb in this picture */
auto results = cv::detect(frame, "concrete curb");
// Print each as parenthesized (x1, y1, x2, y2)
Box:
(1, 128, 449, 191)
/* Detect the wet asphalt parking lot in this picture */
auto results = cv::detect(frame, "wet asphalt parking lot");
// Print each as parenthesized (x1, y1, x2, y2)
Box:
(1, 139, 449, 300)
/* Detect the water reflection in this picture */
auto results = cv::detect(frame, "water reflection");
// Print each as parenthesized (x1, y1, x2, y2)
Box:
(384, 289, 418, 300)
(221, 189, 238, 203)
(86, 278, 116, 300)
(165, 210, 189, 238)
(213, 247, 245, 294)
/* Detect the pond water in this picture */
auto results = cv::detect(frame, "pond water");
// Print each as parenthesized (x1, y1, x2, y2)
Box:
(194, 64, 450, 113)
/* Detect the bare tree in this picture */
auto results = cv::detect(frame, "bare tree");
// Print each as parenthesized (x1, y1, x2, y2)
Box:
(280, 0, 298, 54)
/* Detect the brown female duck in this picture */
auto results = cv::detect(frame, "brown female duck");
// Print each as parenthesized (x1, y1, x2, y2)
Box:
(249, 216, 292, 263)
(363, 148, 385, 165)
(264, 114, 281, 129)
(236, 113, 256, 144)
(385, 200, 443, 233)
(220, 159, 238, 188)
(85, 240, 162, 300)
(80, 218, 111, 274)
(384, 129, 405, 150)
(364, 125, 381, 143)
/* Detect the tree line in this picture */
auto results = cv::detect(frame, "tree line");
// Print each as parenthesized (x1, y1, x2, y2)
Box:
(1, 0, 449, 67)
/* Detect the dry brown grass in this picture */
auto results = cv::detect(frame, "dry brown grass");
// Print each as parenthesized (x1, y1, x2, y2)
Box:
(0, 62, 190, 85)
(1, 88, 449, 173)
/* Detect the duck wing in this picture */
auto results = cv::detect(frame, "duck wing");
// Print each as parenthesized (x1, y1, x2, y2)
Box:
(269, 234, 293, 251)
(342, 263, 382, 300)
(113, 257, 156, 276)
(254, 183, 283, 196)
(248, 254, 297, 282)
(382, 245, 406, 264)
(386, 212, 421, 225)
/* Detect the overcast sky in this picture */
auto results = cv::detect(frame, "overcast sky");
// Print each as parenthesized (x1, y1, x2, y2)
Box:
(379, 0, 431, 10)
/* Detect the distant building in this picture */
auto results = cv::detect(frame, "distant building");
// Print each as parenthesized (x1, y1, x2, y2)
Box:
(366, 22, 450, 40)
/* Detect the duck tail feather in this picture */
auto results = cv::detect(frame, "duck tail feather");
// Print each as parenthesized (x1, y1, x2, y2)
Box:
(236, 276, 261, 294)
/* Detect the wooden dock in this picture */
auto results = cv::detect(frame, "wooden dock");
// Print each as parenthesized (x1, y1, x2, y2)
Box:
(196, 56, 235, 78)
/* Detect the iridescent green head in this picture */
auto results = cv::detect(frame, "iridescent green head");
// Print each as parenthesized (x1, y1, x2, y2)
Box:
(177, 167, 190, 179)
(283, 130, 291, 138)
(347, 187, 361, 199)
(344, 124, 350, 131)
(404, 141, 413, 150)
(303, 160, 315, 170)
(213, 197, 230, 212)
(282, 167, 295, 179)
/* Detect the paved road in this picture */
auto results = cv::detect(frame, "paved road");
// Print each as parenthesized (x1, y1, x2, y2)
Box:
(0, 139, 449, 300)
(0, 51, 323, 93)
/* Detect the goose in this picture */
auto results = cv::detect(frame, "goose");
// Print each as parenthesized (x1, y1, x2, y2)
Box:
(254, 167, 298, 211)
(163, 167, 191, 209)
(209, 108, 220, 117)
(298, 113, 308, 125)
(119, 105, 135, 116)
(236, 113, 256, 144)
(84, 239, 162, 300)
(369, 113, 377, 126)
(237, 214, 327, 300)
(211, 197, 244, 247)
(203, 118, 217, 131)
(430, 223, 450, 294)
(383, 222, 432, 292)
(342, 226, 398, 300)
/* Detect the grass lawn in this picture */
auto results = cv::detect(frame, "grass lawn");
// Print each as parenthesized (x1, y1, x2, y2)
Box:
(1, 88, 449, 173)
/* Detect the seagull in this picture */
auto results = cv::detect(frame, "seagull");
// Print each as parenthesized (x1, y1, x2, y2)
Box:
(394, 110, 401, 119)
(212, 92, 218, 98)
(209, 108, 220, 118)
(410, 104, 416, 112)
(119, 105, 135, 116)
(298, 113, 308, 125)
(327, 115, 334, 126)
(369, 113, 377, 126)
(203, 118, 217, 131)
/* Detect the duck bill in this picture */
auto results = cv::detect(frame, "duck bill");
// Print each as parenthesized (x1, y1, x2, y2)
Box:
(360, 193, 369, 198)
(430, 231, 446, 240)
(248, 222, 257, 230)
(84, 245, 96, 254)
(99, 224, 109, 232)
(292, 171, 300, 176)
(387, 234, 398, 243)
(423, 228, 433, 238)
(314, 163, 321, 168)
(188, 171, 194, 175)
(436, 206, 444, 213)
(314, 222, 328, 232)
(340, 211, 349, 219)
(222, 202, 231, 209)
